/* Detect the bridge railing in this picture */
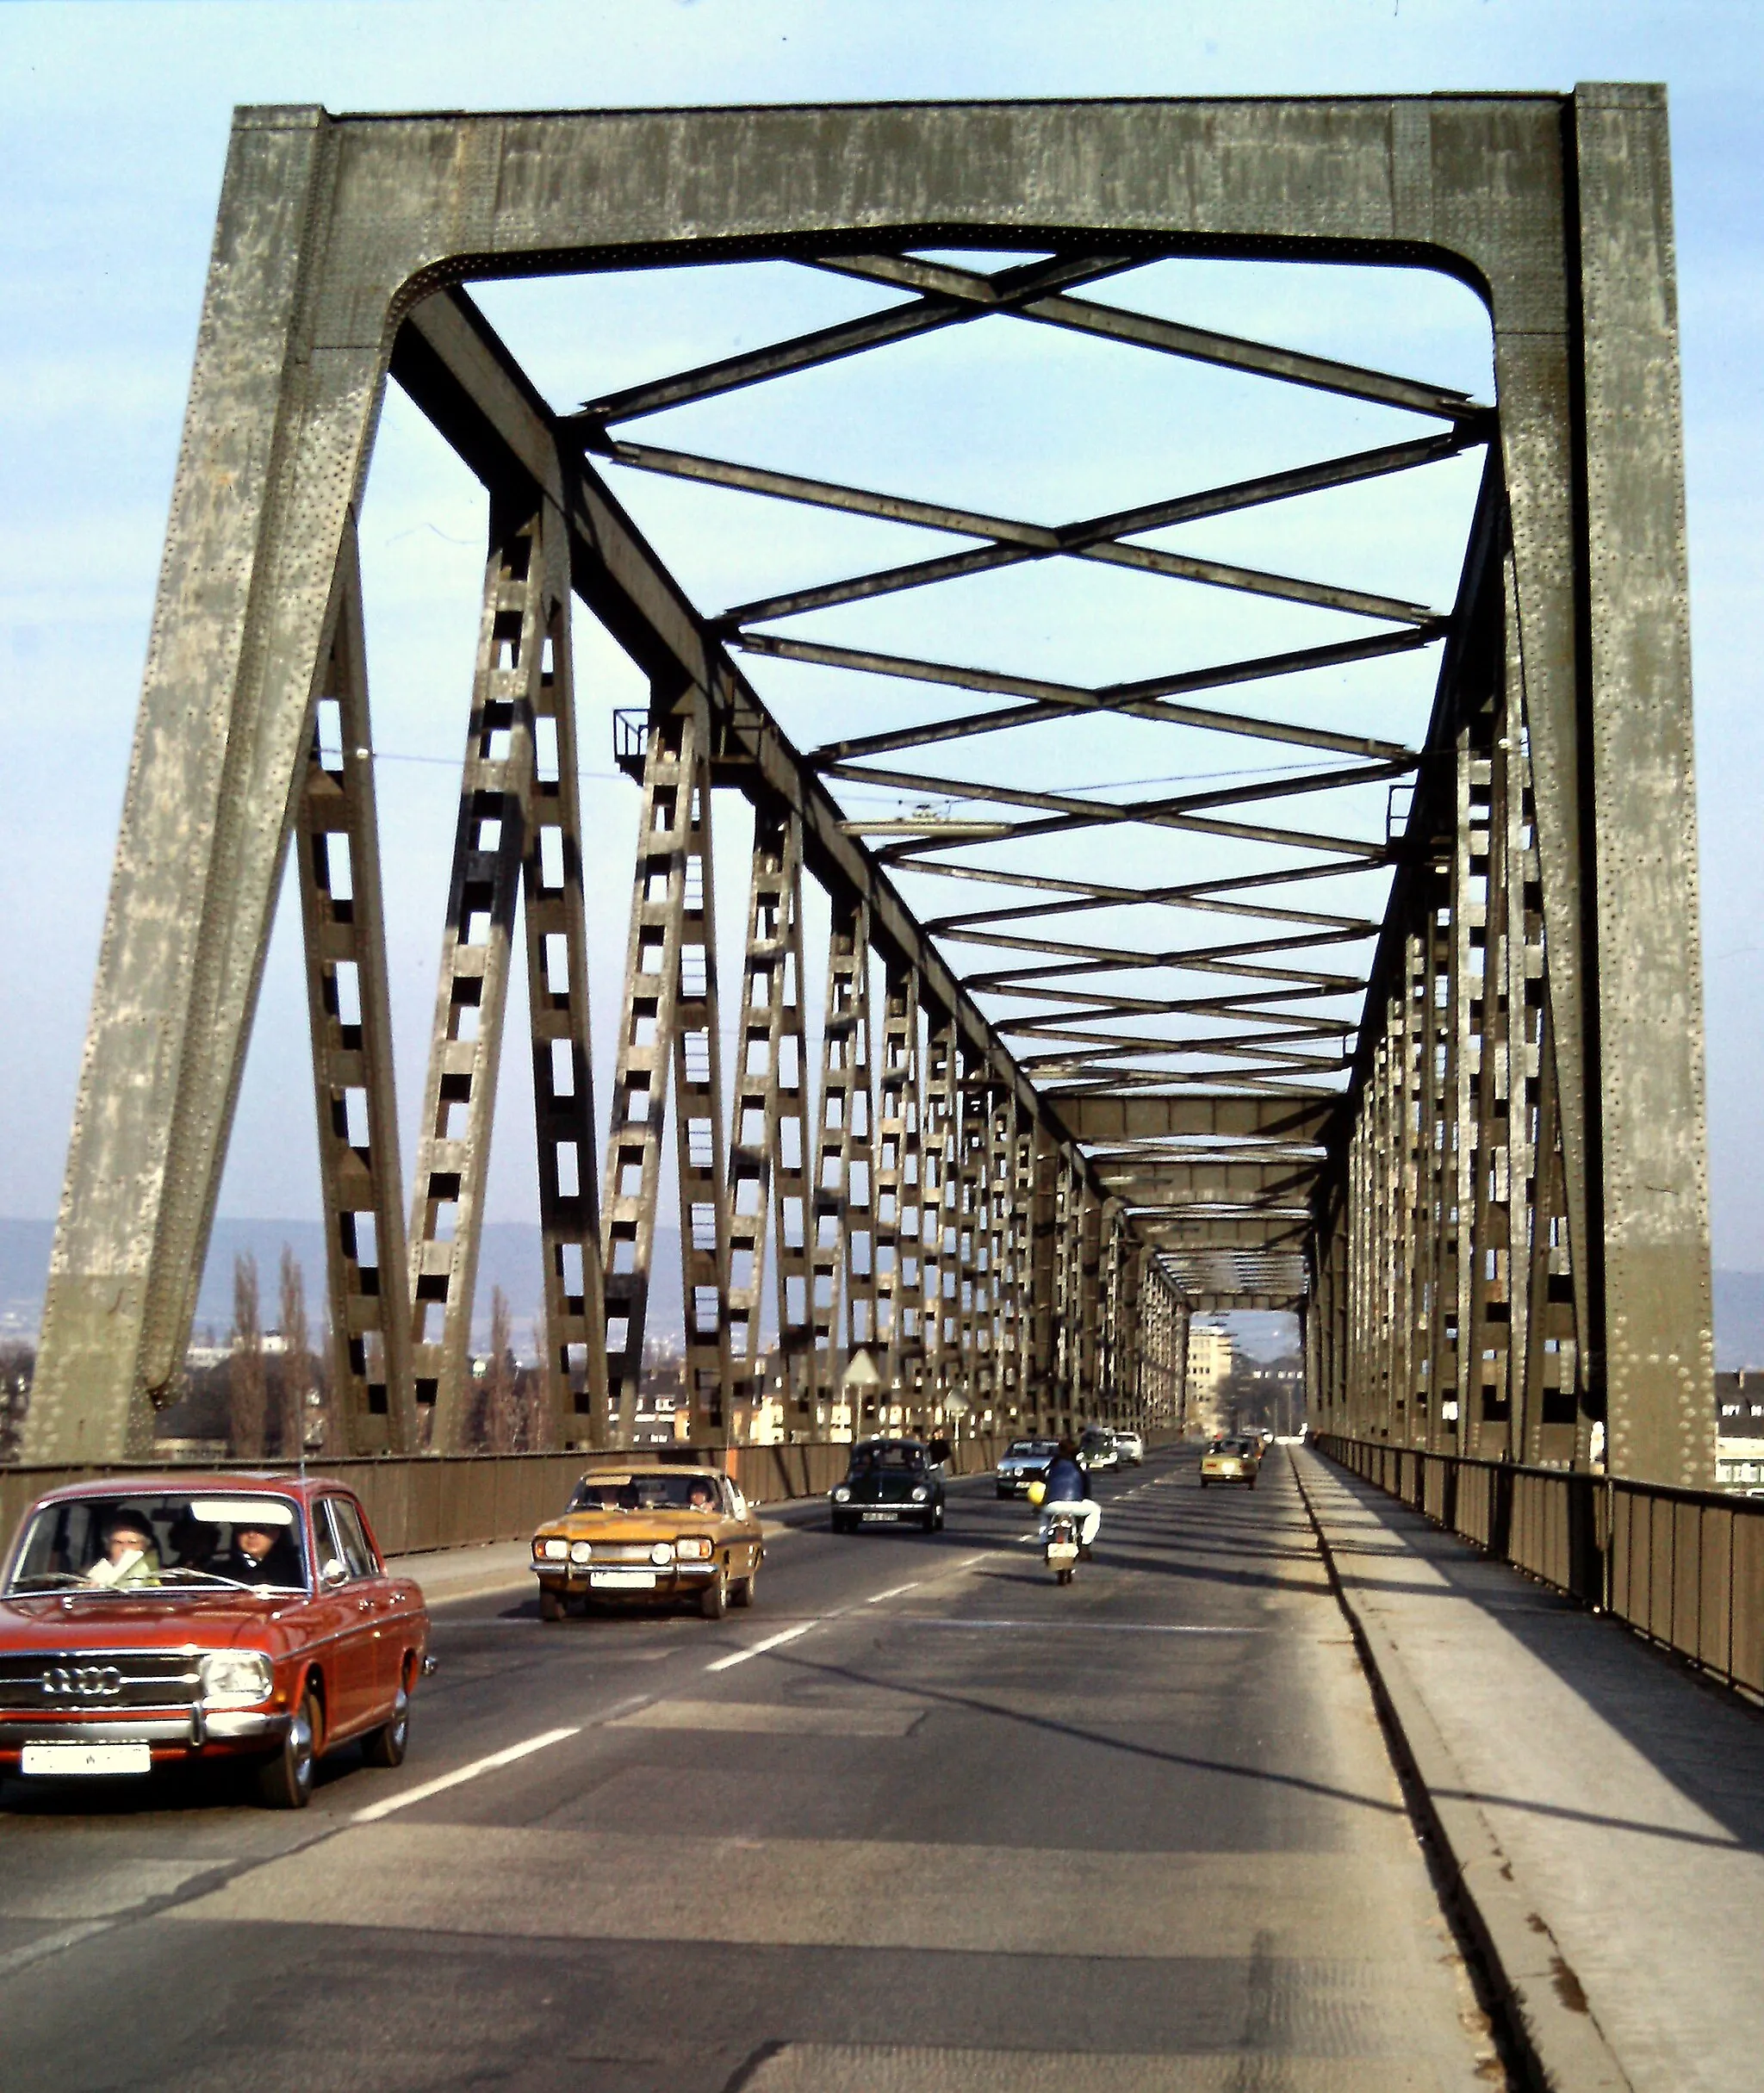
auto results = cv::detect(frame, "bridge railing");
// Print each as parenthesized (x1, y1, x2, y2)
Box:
(2, 1425, 1188, 1563)
(1315, 1435, 1764, 1701)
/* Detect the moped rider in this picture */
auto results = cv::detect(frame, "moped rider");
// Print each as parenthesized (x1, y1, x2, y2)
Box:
(1037, 1438, 1101, 1556)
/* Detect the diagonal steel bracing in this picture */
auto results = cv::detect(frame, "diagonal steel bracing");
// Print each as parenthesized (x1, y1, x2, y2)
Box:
(23, 95, 1711, 1490)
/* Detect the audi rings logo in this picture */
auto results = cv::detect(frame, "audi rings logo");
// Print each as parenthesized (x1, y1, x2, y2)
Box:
(41, 1665, 123, 1699)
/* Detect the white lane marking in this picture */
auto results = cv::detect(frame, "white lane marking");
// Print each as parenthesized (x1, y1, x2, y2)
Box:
(905, 1619, 1262, 1635)
(351, 1725, 579, 1823)
(866, 1582, 921, 1604)
(705, 1620, 817, 1672)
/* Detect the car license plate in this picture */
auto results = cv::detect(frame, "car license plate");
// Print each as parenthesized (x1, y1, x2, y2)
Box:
(20, 1742, 152, 1777)
(590, 1568, 657, 1589)
(860, 1510, 897, 1522)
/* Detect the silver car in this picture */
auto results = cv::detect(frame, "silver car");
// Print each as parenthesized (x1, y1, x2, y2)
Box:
(1115, 1430, 1145, 1466)
(995, 1438, 1059, 1498)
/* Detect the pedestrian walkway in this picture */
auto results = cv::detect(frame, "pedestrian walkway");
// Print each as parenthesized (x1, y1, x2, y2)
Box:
(1295, 1445, 1764, 2093)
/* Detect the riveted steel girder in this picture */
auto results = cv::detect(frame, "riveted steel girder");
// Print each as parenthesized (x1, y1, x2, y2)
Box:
(22, 91, 1713, 1492)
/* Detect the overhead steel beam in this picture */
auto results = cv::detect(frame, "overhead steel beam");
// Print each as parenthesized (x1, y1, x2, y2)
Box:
(391, 289, 1076, 1161)
(1057, 1096, 1339, 1144)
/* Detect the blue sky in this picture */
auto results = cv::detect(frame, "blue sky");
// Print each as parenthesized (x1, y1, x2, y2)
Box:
(1, 1, 1761, 1297)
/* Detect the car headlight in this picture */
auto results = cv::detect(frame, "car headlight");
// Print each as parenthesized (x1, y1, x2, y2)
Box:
(536, 1536, 568, 1561)
(649, 1542, 674, 1567)
(568, 1540, 593, 1564)
(199, 1650, 274, 1707)
(833, 1487, 851, 1503)
(677, 1536, 712, 1561)
(910, 1486, 929, 1503)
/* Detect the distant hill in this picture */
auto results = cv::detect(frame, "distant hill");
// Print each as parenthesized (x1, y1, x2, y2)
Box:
(0, 1216, 682, 1357)
(4, 1217, 1763, 1370)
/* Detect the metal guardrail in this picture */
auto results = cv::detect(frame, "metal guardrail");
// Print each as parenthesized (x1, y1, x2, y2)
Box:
(1, 1427, 1187, 1563)
(1316, 1434, 1764, 1701)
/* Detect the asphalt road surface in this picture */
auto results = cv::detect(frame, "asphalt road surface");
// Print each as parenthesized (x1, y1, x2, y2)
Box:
(0, 1446, 1505, 2091)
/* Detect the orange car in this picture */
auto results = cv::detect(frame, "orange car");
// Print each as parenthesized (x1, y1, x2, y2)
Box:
(531, 1462, 764, 1621)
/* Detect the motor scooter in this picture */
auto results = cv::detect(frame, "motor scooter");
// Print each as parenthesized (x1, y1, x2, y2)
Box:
(1044, 1507, 1081, 1585)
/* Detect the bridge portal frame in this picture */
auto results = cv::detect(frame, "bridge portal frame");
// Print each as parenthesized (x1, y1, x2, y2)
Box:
(25, 89, 1712, 1484)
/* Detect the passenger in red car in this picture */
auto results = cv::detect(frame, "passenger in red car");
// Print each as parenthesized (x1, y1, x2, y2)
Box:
(83, 1509, 160, 1589)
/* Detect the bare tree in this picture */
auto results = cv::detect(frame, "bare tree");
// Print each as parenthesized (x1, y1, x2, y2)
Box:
(228, 1252, 266, 1459)
(0, 1341, 34, 1463)
(484, 1287, 519, 1452)
(277, 1245, 312, 1458)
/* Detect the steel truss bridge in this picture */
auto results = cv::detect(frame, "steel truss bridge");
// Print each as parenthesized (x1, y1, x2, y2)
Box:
(22, 90, 1716, 1486)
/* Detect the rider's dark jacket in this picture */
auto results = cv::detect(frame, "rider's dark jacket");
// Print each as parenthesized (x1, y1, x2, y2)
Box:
(1040, 1454, 1090, 1505)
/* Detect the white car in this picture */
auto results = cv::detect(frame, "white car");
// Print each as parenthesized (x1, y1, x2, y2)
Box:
(1114, 1431, 1145, 1466)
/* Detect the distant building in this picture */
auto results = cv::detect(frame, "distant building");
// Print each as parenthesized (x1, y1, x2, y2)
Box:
(1185, 1325, 1235, 1422)
(1716, 1369, 1764, 1489)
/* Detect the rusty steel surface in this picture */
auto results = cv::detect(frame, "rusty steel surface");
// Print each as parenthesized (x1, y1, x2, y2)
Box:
(18, 91, 1713, 1489)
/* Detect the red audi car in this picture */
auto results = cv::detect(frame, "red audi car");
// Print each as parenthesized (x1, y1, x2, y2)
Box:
(0, 1475, 430, 1807)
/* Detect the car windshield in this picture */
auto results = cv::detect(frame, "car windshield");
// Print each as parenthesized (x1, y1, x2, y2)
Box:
(849, 1444, 926, 1475)
(568, 1473, 724, 1513)
(5, 1492, 310, 1597)
(1007, 1441, 1055, 1457)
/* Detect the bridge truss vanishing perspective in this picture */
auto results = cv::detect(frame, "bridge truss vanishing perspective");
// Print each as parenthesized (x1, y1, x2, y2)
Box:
(24, 91, 1714, 1487)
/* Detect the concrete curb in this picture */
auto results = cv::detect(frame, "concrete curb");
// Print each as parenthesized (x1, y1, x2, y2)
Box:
(1289, 1450, 1633, 2093)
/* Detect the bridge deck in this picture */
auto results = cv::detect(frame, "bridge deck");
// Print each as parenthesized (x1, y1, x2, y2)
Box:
(41, 1439, 1764, 2088)
(0, 1449, 1501, 2090)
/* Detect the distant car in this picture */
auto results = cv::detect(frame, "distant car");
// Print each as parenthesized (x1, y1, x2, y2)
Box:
(996, 1438, 1059, 1497)
(1200, 1437, 1261, 1488)
(1114, 1431, 1145, 1466)
(0, 1475, 431, 1810)
(832, 1439, 947, 1532)
(1078, 1427, 1119, 1474)
(531, 1462, 763, 1621)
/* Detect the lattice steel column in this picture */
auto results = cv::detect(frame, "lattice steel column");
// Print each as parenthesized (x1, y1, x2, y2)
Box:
(875, 960, 923, 1396)
(407, 501, 545, 1450)
(922, 1018, 959, 1430)
(1007, 1107, 1034, 1432)
(1027, 1121, 1059, 1434)
(1445, 726, 1479, 1450)
(1076, 1183, 1102, 1425)
(843, 914, 879, 1427)
(520, 520, 603, 1448)
(294, 520, 414, 1455)
(601, 692, 718, 1441)
(670, 715, 734, 1444)
(726, 798, 806, 1439)
(807, 894, 872, 1428)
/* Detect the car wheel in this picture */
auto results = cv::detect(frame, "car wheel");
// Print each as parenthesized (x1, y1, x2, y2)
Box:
(540, 1587, 568, 1622)
(360, 1681, 410, 1768)
(1200, 1477, 1209, 1488)
(996, 1486, 1011, 1498)
(831, 1513, 854, 1535)
(1248, 1475, 1258, 1490)
(699, 1563, 729, 1620)
(731, 1560, 759, 1609)
(257, 1681, 320, 1810)
(931, 1500, 945, 1531)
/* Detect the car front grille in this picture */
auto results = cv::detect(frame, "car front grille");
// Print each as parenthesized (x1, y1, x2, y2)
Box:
(587, 1543, 667, 1566)
(0, 1650, 202, 1712)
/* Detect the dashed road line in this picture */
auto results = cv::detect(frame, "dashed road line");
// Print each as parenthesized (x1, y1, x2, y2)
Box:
(866, 1582, 921, 1604)
(351, 1725, 580, 1823)
(705, 1620, 819, 1672)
